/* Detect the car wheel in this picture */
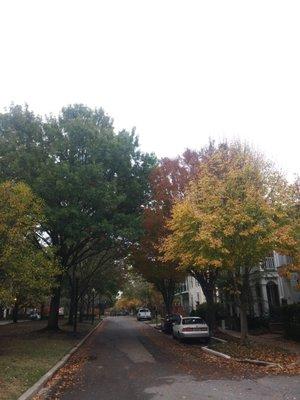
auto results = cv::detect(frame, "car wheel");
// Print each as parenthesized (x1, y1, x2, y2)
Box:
(177, 334, 183, 343)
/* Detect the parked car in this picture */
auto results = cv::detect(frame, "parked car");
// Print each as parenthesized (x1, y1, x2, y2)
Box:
(172, 316, 209, 343)
(137, 308, 152, 321)
(29, 311, 41, 320)
(161, 314, 181, 334)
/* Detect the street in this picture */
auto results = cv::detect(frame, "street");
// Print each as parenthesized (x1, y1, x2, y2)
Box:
(43, 317, 300, 400)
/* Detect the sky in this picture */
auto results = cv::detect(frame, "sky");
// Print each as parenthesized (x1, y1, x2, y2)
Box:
(0, 0, 299, 180)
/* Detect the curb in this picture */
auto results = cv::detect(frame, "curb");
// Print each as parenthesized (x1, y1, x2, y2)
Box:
(202, 346, 282, 368)
(211, 336, 227, 343)
(18, 319, 104, 400)
(202, 346, 231, 359)
(234, 358, 282, 368)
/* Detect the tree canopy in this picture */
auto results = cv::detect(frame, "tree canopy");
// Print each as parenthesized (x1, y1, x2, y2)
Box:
(163, 142, 298, 339)
(0, 181, 58, 306)
(0, 104, 156, 328)
(131, 152, 202, 313)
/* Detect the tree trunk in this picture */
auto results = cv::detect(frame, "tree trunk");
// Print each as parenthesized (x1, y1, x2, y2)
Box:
(67, 267, 76, 325)
(240, 302, 248, 344)
(239, 274, 250, 345)
(67, 286, 75, 325)
(47, 284, 61, 331)
(79, 299, 84, 323)
(163, 292, 174, 315)
(12, 302, 19, 323)
(73, 277, 79, 333)
(193, 271, 217, 335)
(68, 303, 74, 325)
(203, 286, 215, 335)
(40, 303, 45, 320)
(159, 279, 175, 315)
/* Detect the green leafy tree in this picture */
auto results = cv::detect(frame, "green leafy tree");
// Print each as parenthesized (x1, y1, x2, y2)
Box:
(0, 104, 155, 329)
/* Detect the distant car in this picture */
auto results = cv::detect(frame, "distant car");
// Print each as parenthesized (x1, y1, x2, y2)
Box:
(172, 316, 209, 343)
(29, 312, 41, 320)
(137, 308, 152, 321)
(116, 310, 128, 316)
(161, 314, 181, 334)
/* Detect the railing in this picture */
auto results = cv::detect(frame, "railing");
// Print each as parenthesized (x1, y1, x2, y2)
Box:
(261, 257, 276, 271)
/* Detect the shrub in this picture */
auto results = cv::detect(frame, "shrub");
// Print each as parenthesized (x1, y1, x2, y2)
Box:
(247, 316, 270, 330)
(280, 303, 300, 341)
(190, 302, 228, 322)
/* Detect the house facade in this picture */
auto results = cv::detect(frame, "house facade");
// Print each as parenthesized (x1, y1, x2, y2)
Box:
(249, 252, 300, 317)
(174, 275, 206, 314)
(174, 251, 299, 318)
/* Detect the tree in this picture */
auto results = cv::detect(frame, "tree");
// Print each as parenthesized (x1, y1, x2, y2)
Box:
(66, 252, 125, 324)
(278, 176, 300, 283)
(131, 152, 201, 313)
(163, 142, 298, 342)
(115, 297, 142, 313)
(0, 181, 58, 319)
(0, 104, 155, 329)
(118, 268, 163, 312)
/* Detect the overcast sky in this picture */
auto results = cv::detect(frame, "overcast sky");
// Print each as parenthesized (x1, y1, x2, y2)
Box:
(0, 0, 299, 180)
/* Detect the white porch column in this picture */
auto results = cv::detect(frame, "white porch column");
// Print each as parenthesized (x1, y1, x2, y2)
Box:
(261, 282, 269, 314)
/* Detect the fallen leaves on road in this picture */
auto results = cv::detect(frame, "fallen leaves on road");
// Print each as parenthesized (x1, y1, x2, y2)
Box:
(33, 348, 89, 400)
(211, 341, 300, 375)
(139, 323, 300, 380)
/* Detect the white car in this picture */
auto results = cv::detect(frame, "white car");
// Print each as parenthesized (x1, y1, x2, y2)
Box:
(137, 308, 152, 321)
(172, 316, 210, 342)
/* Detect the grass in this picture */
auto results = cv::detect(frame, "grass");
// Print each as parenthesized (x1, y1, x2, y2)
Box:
(0, 319, 96, 400)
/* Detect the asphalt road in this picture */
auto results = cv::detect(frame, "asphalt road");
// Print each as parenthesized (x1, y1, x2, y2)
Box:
(47, 317, 300, 400)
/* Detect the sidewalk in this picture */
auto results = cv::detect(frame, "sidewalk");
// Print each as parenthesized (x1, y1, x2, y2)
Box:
(219, 328, 300, 355)
(0, 319, 27, 326)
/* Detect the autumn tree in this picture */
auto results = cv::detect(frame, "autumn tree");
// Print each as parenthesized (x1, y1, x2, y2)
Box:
(0, 104, 155, 329)
(278, 176, 300, 283)
(163, 142, 298, 342)
(118, 268, 163, 312)
(131, 152, 201, 314)
(0, 181, 58, 320)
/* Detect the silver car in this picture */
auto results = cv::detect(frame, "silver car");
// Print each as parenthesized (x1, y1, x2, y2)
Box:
(137, 308, 152, 321)
(172, 316, 209, 343)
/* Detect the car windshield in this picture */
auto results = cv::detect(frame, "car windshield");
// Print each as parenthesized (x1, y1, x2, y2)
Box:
(139, 309, 149, 313)
(182, 317, 205, 325)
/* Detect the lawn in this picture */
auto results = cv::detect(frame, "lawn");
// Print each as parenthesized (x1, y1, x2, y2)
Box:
(0, 320, 96, 400)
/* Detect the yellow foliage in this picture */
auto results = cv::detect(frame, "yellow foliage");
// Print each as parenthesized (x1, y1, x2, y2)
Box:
(162, 142, 299, 275)
(0, 181, 58, 305)
(115, 297, 142, 311)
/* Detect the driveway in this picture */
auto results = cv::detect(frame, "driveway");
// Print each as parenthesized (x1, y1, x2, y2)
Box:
(43, 317, 300, 400)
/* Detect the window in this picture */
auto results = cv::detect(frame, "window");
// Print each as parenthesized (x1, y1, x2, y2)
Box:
(182, 317, 205, 325)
